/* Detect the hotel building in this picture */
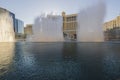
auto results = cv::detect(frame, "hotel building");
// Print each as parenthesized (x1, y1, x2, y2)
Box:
(104, 16, 120, 41)
(62, 12, 77, 40)
(15, 19, 24, 34)
(24, 24, 33, 35)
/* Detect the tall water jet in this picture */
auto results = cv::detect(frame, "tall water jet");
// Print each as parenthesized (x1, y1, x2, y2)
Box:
(0, 8, 15, 42)
(77, 0, 106, 42)
(27, 12, 64, 42)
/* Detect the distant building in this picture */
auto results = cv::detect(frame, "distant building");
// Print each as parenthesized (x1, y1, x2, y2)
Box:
(24, 24, 33, 35)
(104, 16, 120, 41)
(15, 19, 24, 34)
(62, 12, 77, 40)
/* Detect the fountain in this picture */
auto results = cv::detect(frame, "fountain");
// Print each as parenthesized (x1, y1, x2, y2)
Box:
(0, 8, 15, 42)
(77, 0, 106, 42)
(27, 12, 64, 42)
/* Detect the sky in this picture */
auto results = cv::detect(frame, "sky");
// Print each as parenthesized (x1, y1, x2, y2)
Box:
(0, 0, 120, 26)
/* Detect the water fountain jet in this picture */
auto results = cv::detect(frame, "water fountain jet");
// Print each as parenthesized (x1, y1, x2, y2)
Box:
(0, 8, 15, 42)
(27, 12, 64, 42)
(77, 0, 106, 42)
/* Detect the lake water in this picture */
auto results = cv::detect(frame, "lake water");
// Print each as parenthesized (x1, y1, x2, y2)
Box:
(0, 42, 120, 80)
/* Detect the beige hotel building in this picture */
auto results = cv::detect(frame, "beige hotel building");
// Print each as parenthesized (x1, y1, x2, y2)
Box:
(104, 16, 120, 41)
(62, 12, 77, 40)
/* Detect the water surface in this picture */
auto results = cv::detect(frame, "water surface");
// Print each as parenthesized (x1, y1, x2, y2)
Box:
(0, 42, 120, 80)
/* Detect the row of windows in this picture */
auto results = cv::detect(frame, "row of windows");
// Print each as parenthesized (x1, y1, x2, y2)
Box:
(63, 16, 76, 21)
(104, 26, 120, 31)
(104, 20, 120, 30)
(64, 23, 77, 30)
(66, 16, 77, 22)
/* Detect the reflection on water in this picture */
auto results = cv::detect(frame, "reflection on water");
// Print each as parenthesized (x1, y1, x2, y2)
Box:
(0, 43, 15, 76)
(103, 44, 120, 80)
(0, 42, 120, 80)
(62, 43, 77, 61)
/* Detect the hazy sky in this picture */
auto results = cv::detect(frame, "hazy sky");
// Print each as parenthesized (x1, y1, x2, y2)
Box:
(0, 0, 120, 25)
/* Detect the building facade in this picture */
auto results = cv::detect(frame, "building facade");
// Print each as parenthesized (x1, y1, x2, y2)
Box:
(24, 24, 33, 35)
(104, 16, 120, 41)
(62, 12, 77, 40)
(15, 19, 24, 34)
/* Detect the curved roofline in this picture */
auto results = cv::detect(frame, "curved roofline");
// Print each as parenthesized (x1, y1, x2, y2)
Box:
(0, 7, 14, 14)
(0, 7, 9, 11)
